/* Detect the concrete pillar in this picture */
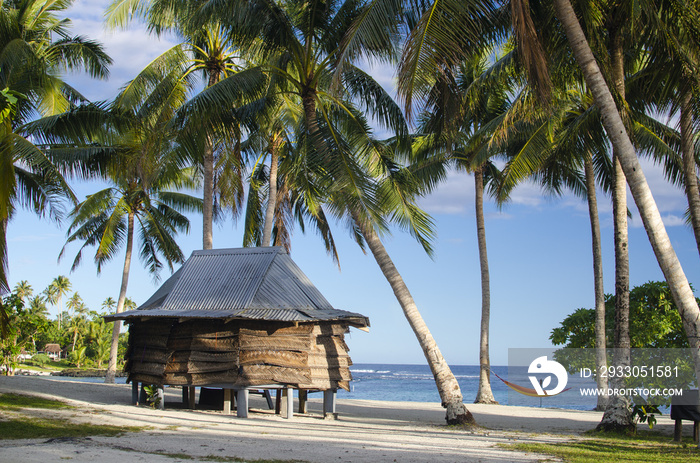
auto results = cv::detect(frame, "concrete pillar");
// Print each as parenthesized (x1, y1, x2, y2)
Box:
(236, 389, 249, 418)
(284, 386, 294, 419)
(156, 387, 165, 410)
(223, 389, 232, 415)
(131, 382, 139, 405)
(323, 388, 337, 420)
(298, 390, 308, 414)
(188, 386, 196, 409)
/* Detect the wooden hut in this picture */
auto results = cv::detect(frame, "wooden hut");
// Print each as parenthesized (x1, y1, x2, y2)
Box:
(105, 247, 369, 418)
(43, 343, 62, 361)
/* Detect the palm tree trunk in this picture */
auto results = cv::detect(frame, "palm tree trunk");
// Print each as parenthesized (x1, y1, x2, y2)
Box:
(599, 24, 633, 432)
(203, 142, 214, 250)
(473, 167, 497, 404)
(261, 135, 280, 247)
(553, 0, 700, 434)
(105, 211, 135, 384)
(584, 156, 608, 411)
(202, 70, 221, 250)
(599, 154, 634, 431)
(353, 211, 475, 425)
(680, 88, 700, 258)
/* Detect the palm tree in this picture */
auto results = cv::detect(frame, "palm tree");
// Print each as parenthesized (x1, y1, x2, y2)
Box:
(101, 297, 117, 313)
(159, 0, 471, 423)
(66, 292, 87, 352)
(106, 4, 248, 249)
(12, 280, 32, 302)
(343, 0, 700, 427)
(413, 51, 514, 404)
(48, 276, 71, 330)
(86, 316, 112, 368)
(58, 55, 203, 383)
(0, 0, 111, 294)
(550, 0, 700, 432)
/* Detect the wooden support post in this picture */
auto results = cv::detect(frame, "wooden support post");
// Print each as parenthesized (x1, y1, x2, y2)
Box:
(264, 390, 274, 410)
(674, 420, 683, 442)
(182, 386, 188, 405)
(298, 390, 308, 414)
(139, 384, 147, 404)
(223, 389, 232, 415)
(188, 387, 196, 409)
(323, 388, 337, 420)
(156, 387, 165, 410)
(275, 388, 282, 414)
(131, 382, 139, 405)
(236, 389, 249, 418)
(694, 421, 699, 443)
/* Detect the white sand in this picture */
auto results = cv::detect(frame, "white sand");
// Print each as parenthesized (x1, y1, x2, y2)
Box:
(0, 375, 681, 462)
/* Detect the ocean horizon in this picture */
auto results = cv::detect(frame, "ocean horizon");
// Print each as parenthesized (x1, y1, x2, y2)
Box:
(54, 363, 602, 411)
(342, 363, 600, 411)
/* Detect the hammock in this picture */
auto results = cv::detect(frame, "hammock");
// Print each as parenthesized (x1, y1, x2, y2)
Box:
(492, 371, 571, 397)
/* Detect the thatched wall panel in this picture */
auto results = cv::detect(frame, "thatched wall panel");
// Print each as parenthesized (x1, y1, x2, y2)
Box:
(170, 322, 237, 339)
(125, 319, 357, 390)
(171, 351, 238, 363)
(165, 361, 233, 374)
(239, 350, 308, 368)
(168, 337, 238, 351)
(238, 336, 311, 351)
(311, 324, 349, 336)
(308, 367, 352, 381)
(130, 362, 167, 376)
(240, 365, 310, 384)
(313, 336, 350, 353)
(126, 348, 171, 364)
(129, 373, 165, 385)
(239, 325, 313, 337)
(128, 321, 173, 337)
(307, 354, 351, 368)
(164, 370, 240, 385)
(131, 337, 170, 349)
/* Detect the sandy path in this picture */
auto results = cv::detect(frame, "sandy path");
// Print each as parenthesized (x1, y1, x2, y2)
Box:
(0, 375, 680, 462)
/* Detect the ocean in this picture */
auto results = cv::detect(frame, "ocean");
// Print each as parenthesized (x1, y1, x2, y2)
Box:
(342, 364, 600, 411)
(53, 363, 602, 411)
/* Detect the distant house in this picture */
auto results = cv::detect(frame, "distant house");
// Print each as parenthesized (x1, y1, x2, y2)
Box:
(106, 247, 369, 418)
(43, 344, 62, 361)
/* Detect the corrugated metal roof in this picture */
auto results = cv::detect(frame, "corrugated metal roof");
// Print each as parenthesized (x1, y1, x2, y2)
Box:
(105, 247, 369, 327)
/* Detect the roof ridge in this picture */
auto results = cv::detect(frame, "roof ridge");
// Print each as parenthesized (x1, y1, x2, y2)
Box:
(243, 247, 282, 308)
(190, 246, 284, 257)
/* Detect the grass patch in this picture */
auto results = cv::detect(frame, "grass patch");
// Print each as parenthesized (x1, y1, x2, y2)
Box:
(0, 393, 72, 410)
(200, 457, 306, 463)
(150, 452, 306, 462)
(509, 432, 699, 462)
(0, 415, 141, 440)
(0, 393, 141, 440)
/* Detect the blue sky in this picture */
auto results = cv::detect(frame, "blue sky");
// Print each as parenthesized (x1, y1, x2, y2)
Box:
(7, 1, 700, 367)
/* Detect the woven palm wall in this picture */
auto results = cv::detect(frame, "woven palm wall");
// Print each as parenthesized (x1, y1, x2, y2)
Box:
(125, 318, 353, 391)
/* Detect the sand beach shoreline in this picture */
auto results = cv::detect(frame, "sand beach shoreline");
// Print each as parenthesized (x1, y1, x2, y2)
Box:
(0, 375, 682, 462)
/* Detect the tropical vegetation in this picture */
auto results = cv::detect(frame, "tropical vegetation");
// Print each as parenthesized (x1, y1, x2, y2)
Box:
(1, 278, 132, 375)
(1, 0, 700, 431)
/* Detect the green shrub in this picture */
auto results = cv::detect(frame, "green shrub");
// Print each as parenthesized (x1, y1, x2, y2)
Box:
(32, 354, 51, 366)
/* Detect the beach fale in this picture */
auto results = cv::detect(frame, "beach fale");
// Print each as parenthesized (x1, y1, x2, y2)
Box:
(104, 246, 369, 419)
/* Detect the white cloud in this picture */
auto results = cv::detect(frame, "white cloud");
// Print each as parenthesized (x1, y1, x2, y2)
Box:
(62, 0, 179, 102)
(418, 170, 472, 215)
(8, 234, 61, 243)
(661, 215, 688, 227)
